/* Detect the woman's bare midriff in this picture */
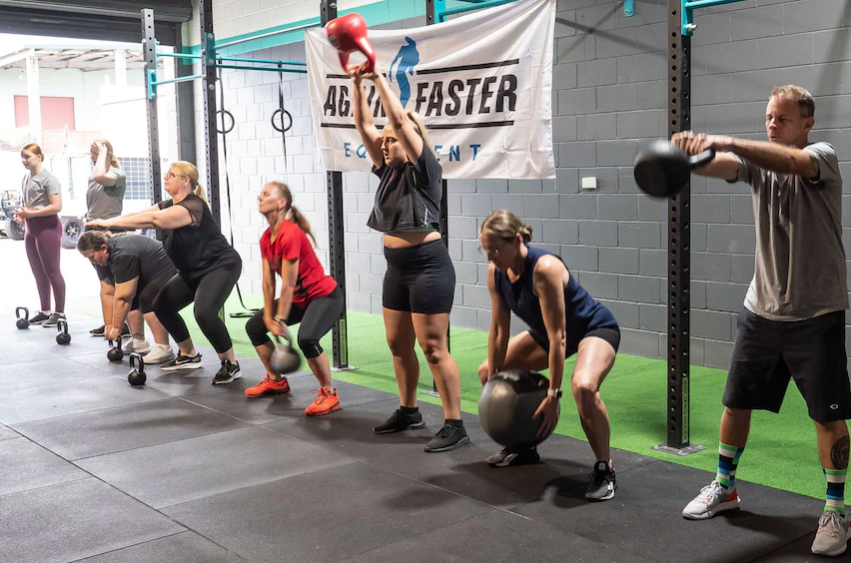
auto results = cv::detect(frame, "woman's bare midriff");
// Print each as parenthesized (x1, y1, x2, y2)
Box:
(383, 230, 442, 249)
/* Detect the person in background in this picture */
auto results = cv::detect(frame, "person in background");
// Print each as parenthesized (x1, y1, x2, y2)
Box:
(16, 143, 66, 328)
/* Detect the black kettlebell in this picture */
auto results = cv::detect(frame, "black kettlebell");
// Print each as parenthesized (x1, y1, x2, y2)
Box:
(270, 329, 302, 375)
(633, 140, 716, 198)
(15, 307, 29, 329)
(56, 319, 71, 345)
(107, 339, 124, 363)
(127, 353, 146, 386)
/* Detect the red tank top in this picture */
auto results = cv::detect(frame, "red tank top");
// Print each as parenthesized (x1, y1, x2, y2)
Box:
(260, 221, 337, 306)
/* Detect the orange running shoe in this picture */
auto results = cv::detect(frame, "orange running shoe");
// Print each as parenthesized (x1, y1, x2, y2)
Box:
(304, 387, 341, 416)
(245, 375, 291, 398)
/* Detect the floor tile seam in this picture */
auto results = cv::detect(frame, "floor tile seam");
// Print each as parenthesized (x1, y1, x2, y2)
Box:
(740, 528, 818, 563)
(66, 423, 257, 463)
(154, 457, 362, 512)
(64, 531, 189, 563)
(4, 394, 184, 432)
(0, 474, 92, 500)
(0, 371, 116, 392)
(177, 396, 306, 425)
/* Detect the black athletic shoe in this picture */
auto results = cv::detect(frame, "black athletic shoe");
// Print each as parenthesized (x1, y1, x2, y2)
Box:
(424, 421, 470, 452)
(486, 447, 541, 467)
(42, 312, 65, 328)
(160, 353, 203, 371)
(120, 322, 131, 337)
(28, 311, 50, 325)
(585, 461, 617, 501)
(373, 408, 426, 434)
(90, 325, 105, 337)
(212, 359, 241, 385)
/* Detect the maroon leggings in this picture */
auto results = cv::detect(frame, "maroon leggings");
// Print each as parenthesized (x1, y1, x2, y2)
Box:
(24, 215, 65, 313)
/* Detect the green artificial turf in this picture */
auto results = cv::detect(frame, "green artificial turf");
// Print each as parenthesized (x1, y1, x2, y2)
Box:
(71, 291, 829, 503)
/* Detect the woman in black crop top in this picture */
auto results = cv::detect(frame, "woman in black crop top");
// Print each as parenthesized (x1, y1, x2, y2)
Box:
(349, 61, 467, 453)
(86, 161, 243, 386)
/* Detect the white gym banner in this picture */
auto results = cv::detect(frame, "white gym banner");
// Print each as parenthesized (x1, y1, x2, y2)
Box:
(305, 0, 556, 179)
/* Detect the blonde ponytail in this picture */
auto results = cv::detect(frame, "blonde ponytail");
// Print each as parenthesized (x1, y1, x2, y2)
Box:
(481, 209, 533, 244)
(287, 205, 316, 246)
(406, 111, 435, 158)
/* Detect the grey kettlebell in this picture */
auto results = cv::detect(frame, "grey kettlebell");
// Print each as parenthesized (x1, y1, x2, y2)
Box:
(270, 330, 302, 376)
(633, 140, 716, 198)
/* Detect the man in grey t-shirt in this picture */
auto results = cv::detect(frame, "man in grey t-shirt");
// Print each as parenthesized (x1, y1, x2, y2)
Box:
(673, 86, 850, 556)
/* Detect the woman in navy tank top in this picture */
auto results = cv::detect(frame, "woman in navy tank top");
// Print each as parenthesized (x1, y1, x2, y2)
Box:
(477, 210, 621, 502)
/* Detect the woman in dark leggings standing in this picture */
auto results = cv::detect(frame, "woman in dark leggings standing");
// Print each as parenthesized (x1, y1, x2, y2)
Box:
(87, 161, 243, 385)
(350, 62, 467, 452)
(244, 182, 344, 416)
(16, 143, 66, 328)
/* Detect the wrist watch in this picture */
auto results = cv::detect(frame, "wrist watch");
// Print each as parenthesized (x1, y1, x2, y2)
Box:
(547, 388, 563, 399)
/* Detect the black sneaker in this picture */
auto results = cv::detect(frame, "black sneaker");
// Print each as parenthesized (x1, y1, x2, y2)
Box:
(42, 312, 65, 328)
(585, 461, 617, 501)
(90, 325, 105, 337)
(424, 421, 470, 453)
(120, 322, 131, 337)
(486, 447, 541, 467)
(28, 311, 50, 325)
(212, 359, 241, 385)
(373, 408, 426, 434)
(160, 353, 203, 371)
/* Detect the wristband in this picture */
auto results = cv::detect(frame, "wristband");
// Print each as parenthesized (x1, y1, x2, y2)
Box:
(547, 388, 563, 399)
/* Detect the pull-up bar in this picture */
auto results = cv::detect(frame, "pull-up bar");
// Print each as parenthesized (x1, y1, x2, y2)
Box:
(145, 36, 307, 99)
(682, 0, 747, 35)
(215, 21, 322, 51)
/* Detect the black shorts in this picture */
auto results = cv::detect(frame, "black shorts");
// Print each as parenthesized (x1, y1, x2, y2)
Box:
(529, 325, 621, 357)
(724, 308, 851, 422)
(383, 239, 455, 314)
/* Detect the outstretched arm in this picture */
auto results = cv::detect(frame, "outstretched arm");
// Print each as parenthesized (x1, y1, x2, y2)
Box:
(87, 205, 192, 231)
(349, 70, 384, 168)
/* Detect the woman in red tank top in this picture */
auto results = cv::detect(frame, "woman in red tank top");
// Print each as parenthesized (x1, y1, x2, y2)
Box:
(243, 182, 345, 417)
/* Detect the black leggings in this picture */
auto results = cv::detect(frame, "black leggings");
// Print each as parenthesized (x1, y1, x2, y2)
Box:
(245, 286, 343, 359)
(153, 265, 242, 354)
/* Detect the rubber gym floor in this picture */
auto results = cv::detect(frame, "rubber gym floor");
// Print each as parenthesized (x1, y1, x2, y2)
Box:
(0, 293, 842, 562)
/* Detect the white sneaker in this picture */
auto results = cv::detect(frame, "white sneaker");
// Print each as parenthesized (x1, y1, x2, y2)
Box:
(124, 338, 152, 355)
(143, 344, 176, 365)
(812, 510, 850, 556)
(682, 481, 740, 520)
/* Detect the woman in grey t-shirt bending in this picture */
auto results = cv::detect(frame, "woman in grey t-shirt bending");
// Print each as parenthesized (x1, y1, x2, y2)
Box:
(16, 143, 66, 327)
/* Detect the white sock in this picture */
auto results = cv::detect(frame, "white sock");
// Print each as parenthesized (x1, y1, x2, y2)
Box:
(41, 310, 51, 315)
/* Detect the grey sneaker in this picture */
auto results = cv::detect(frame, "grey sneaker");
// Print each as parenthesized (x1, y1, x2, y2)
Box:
(28, 311, 50, 325)
(424, 421, 470, 453)
(486, 447, 541, 467)
(42, 312, 64, 328)
(682, 480, 740, 520)
(585, 461, 617, 501)
(812, 509, 850, 556)
(124, 338, 152, 355)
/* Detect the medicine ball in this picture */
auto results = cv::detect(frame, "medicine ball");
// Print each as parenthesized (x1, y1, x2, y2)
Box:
(478, 370, 558, 450)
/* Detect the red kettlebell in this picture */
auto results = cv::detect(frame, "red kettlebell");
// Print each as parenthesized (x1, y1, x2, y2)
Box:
(325, 13, 375, 73)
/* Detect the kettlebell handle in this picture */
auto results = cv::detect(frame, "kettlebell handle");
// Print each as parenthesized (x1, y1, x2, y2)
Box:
(16, 306, 28, 319)
(57, 319, 68, 333)
(129, 352, 143, 371)
(688, 148, 716, 169)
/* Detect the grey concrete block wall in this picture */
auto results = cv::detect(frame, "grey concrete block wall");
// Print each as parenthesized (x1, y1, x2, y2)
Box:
(203, 0, 851, 370)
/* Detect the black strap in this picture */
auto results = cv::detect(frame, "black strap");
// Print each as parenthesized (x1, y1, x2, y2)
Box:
(271, 62, 292, 180)
(217, 66, 259, 318)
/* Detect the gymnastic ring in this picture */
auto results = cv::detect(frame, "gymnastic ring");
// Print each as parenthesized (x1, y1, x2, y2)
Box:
(216, 109, 235, 135)
(271, 108, 293, 133)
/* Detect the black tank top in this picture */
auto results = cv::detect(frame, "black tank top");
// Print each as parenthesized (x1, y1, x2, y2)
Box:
(157, 195, 241, 279)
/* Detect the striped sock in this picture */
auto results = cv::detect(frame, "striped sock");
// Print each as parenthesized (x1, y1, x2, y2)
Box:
(824, 468, 847, 516)
(716, 442, 744, 489)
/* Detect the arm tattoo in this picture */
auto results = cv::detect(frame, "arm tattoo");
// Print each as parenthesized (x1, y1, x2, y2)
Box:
(831, 436, 849, 470)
